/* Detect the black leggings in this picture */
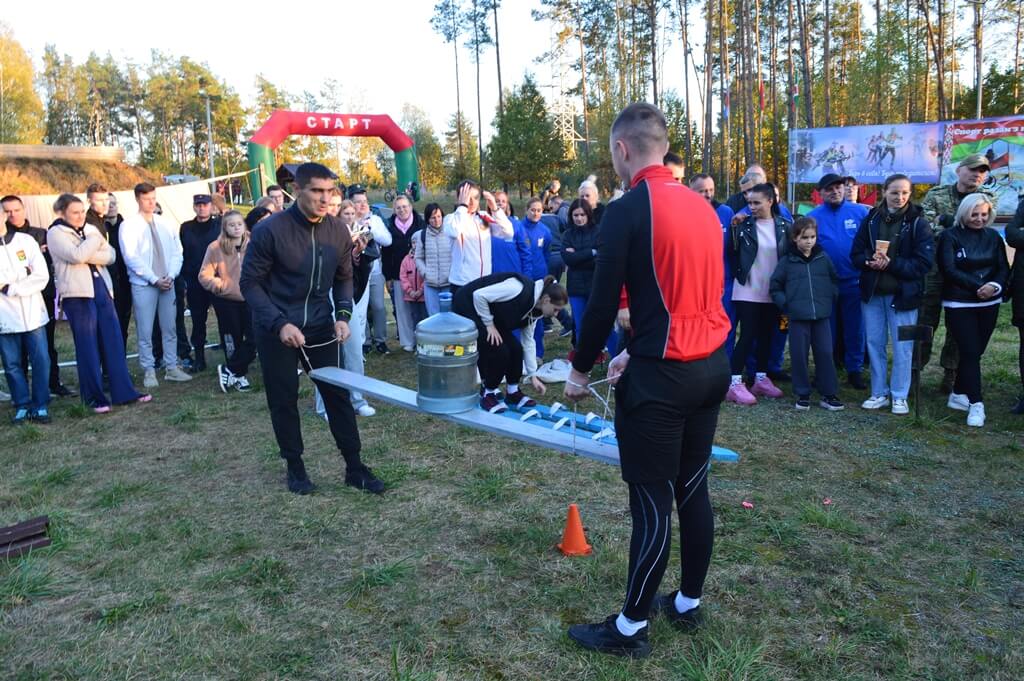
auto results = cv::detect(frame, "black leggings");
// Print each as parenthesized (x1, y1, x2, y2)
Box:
(944, 305, 999, 403)
(477, 326, 524, 390)
(622, 471, 715, 621)
(730, 301, 779, 375)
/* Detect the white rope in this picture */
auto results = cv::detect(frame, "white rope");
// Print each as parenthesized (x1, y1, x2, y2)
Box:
(298, 338, 339, 370)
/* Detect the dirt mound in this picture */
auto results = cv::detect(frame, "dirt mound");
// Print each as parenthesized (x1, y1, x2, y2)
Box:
(0, 159, 164, 195)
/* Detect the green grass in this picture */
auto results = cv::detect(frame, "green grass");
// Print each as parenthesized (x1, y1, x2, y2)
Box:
(1, 308, 1022, 679)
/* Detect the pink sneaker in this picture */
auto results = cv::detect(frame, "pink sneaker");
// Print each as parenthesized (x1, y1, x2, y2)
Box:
(751, 376, 784, 399)
(726, 382, 758, 405)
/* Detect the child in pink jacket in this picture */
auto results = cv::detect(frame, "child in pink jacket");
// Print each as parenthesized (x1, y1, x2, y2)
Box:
(400, 249, 427, 327)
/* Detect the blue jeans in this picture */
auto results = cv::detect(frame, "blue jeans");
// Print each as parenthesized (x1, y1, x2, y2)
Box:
(830, 282, 865, 374)
(0, 326, 50, 411)
(424, 284, 449, 317)
(722, 285, 736, 359)
(569, 294, 617, 355)
(862, 295, 917, 400)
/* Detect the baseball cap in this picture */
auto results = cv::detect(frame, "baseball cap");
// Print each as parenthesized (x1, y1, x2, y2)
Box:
(957, 153, 990, 171)
(817, 173, 845, 191)
(193, 194, 212, 204)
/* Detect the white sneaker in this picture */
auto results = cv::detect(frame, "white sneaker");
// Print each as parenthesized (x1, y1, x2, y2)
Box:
(356, 404, 377, 417)
(967, 402, 985, 427)
(891, 398, 909, 415)
(401, 345, 414, 352)
(143, 369, 159, 388)
(235, 375, 251, 392)
(164, 366, 194, 382)
(947, 392, 970, 412)
(861, 395, 890, 410)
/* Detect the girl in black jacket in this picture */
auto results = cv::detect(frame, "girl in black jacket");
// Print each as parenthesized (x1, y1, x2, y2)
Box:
(769, 217, 843, 410)
(936, 193, 1008, 427)
(561, 199, 616, 356)
(1005, 198, 1024, 414)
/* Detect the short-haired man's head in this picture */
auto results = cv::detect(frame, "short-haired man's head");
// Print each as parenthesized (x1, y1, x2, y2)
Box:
(134, 182, 156, 198)
(86, 183, 108, 198)
(0, 195, 23, 207)
(663, 151, 684, 167)
(294, 163, 336, 189)
(53, 193, 84, 214)
(611, 103, 669, 156)
(266, 184, 283, 195)
(791, 216, 817, 241)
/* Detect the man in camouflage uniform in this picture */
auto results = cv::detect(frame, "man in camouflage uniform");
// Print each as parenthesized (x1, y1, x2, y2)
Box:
(919, 153, 996, 391)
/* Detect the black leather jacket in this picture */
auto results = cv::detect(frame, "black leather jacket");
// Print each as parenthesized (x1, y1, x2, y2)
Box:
(936, 223, 1009, 304)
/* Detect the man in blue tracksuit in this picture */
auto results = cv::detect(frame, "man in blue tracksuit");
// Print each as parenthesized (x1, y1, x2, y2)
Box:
(520, 198, 553, 361)
(807, 173, 869, 389)
(689, 174, 736, 356)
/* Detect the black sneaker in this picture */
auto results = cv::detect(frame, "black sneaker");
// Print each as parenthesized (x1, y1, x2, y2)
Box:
(650, 594, 703, 633)
(847, 372, 866, 390)
(480, 393, 508, 414)
(819, 395, 845, 411)
(558, 326, 573, 338)
(345, 465, 385, 494)
(30, 408, 51, 424)
(795, 396, 811, 411)
(286, 459, 315, 495)
(567, 615, 651, 658)
(51, 383, 76, 398)
(217, 364, 234, 394)
(375, 342, 390, 355)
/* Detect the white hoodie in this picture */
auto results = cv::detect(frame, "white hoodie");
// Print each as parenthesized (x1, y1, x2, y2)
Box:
(0, 231, 50, 334)
(443, 207, 514, 286)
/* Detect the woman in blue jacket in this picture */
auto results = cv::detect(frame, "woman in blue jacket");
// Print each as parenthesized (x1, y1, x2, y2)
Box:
(520, 198, 553, 362)
(850, 174, 934, 416)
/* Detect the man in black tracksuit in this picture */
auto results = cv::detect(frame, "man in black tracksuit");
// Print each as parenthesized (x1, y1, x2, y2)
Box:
(240, 163, 383, 495)
(179, 194, 221, 371)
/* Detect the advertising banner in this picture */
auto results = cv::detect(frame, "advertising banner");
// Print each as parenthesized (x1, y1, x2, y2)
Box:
(789, 122, 943, 185)
(940, 117, 1024, 215)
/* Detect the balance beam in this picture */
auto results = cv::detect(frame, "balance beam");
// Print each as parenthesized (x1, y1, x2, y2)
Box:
(308, 368, 739, 466)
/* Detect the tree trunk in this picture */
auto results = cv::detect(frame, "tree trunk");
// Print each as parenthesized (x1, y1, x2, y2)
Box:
(452, 2, 464, 165)
(795, 0, 814, 127)
(679, 0, 694, 169)
(770, 0, 780, 181)
(787, 0, 796, 130)
(473, 0, 484, 184)
(754, 0, 764, 160)
(973, 0, 982, 118)
(876, 0, 883, 122)
(704, 0, 715, 173)
(720, 0, 730, 191)
(493, 1, 504, 118)
(823, 0, 831, 126)
(579, 23, 591, 162)
(649, 0, 659, 106)
(1015, 0, 1023, 111)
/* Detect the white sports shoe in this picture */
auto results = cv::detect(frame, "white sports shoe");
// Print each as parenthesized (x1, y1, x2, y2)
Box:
(861, 395, 890, 410)
(143, 369, 159, 388)
(947, 392, 970, 412)
(967, 402, 985, 427)
(165, 366, 194, 382)
(356, 404, 377, 417)
(891, 398, 910, 415)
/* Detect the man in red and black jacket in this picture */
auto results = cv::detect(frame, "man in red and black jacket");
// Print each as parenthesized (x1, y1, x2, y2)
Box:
(565, 103, 731, 659)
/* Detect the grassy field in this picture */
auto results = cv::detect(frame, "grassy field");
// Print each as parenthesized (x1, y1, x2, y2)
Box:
(1, 307, 1022, 680)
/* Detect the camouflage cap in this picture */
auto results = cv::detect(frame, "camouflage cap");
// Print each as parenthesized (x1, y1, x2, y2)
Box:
(957, 153, 990, 171)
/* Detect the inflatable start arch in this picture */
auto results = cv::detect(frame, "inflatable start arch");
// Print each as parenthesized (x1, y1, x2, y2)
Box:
(247, 110, 419, 200)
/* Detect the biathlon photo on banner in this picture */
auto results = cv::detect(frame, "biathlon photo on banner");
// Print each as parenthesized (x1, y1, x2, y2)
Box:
(0, 1, 1021, 678)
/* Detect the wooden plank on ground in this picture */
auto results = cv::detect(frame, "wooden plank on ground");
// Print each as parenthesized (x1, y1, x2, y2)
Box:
(0, 536, 52, 560)
(0, 516, 49, 544)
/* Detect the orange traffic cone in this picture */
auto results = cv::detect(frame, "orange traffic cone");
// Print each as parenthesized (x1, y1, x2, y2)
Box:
(558, 503, 593, 556)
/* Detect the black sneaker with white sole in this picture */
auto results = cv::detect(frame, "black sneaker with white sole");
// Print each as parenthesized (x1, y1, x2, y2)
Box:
(235, 375, 252, 392)
(650, 593, 703, 632)
(567, 615, 651, 658)
(344, 465, 385, 494)
(819, 395, 845, 411)
(795, 396, 811, 411)
(217, 364, 235, 393)
(509, 393, 537, 409)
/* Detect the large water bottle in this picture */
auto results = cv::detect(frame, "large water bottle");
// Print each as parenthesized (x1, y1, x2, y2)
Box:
(415, 292, 479, 414)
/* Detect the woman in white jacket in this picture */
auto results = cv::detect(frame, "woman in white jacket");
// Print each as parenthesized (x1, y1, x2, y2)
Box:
(0, 211, 51, 424)
(443, 180, 514, 293)
(48, 194, 150, 414)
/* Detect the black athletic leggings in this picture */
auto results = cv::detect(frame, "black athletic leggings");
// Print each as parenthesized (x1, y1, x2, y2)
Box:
(477, 325, 524, 390)
(622, 469, 715, 621)
(730, 301, 779, 375)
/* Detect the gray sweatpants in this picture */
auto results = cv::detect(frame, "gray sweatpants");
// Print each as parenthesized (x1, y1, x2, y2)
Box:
(132, 283, 178, 371)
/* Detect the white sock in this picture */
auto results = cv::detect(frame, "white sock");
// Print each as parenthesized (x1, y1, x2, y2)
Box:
(674, 591, 700, 614)
(615, 612, 647, 636)
(731, 374, 743, 385)
(484, 388, 500, 396)
(507, 383, 520, 394)
(755, 372, 767, 381)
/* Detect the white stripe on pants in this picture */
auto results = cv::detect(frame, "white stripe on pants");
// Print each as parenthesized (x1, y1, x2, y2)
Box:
(132, 283, 178, 370)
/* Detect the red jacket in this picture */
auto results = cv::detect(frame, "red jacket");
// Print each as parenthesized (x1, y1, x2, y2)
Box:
(573, 165, 730, 370)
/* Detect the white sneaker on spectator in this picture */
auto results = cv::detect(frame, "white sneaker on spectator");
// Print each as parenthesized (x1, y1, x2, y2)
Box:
(967, 402, 985, 427)
(356, 404, 377, 417)
(891, 398, 909, 415)
(143, 369, 159, 388)
(165, 366, 193, 382)
(947, 392, 970, 412)
(861, 394, 890, 410)
(235, 375, 251, 392)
